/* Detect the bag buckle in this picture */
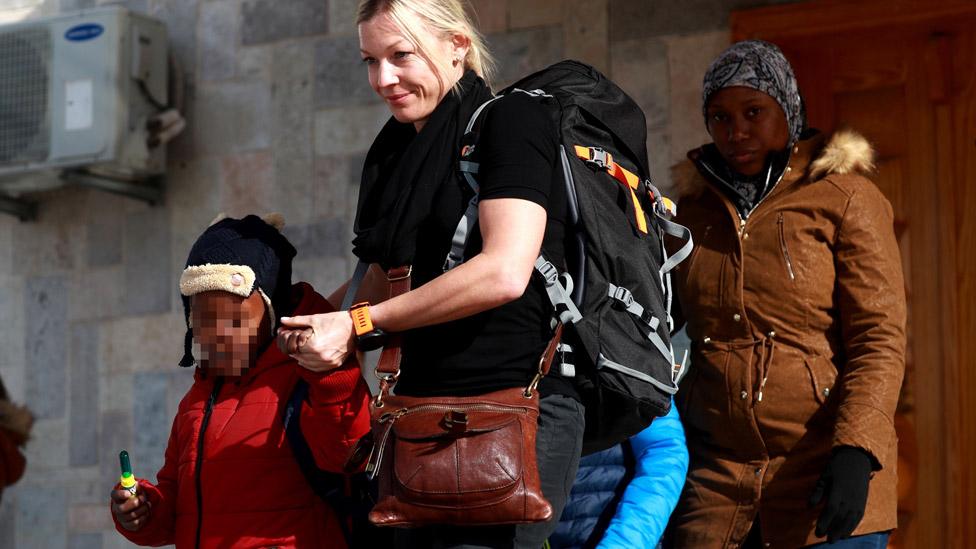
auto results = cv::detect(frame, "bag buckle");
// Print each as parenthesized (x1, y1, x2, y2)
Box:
(585, 147, 612, 171)
(610, 286, 634, 309)
(536, 259, 559, 285)
(387, 266, 413, 281)
(441, 410, 469, 434)
(372, 370, 400, 408)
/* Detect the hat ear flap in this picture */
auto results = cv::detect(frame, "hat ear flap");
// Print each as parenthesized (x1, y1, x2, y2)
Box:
(179, 328, 196, 368)
(260, 212, 285, 231)
(208, 212, 228, 227)
(257, 287, 277, 336)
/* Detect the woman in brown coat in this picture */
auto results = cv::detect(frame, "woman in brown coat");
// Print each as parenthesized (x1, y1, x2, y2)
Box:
(667, 40, 906, 548)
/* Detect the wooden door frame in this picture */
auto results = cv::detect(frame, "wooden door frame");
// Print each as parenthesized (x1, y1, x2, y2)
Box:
(731, 0, 976, 39)
(731, 1, 974, 547)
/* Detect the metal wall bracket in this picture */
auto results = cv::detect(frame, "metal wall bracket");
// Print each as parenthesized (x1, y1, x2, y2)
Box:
(0, 194, 38, 221)
(61, 170, 165, 206)
(0, 170, 165, 221)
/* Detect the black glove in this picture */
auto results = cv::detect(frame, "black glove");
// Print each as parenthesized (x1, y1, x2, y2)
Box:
(808, 446, 873, 542)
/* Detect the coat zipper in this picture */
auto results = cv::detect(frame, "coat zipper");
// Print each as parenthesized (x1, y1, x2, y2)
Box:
(698, 159, 785, 238)
(194, 377, 223, 549)
(777, 213, 796, 281)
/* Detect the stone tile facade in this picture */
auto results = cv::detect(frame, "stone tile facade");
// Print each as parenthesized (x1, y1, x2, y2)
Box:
(0, 0, 800, 546)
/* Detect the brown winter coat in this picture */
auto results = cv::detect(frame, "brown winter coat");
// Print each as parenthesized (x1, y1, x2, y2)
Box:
(668, 131, 906, 548)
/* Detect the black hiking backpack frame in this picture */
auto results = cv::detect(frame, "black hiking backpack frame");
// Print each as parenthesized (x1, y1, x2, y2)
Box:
(447, 60, 694, 455)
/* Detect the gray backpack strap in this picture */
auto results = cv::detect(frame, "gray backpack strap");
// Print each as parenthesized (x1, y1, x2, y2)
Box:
(339, 260, 370, 311)
(647, 180, 693, 273)
(607, 283, 675, 368)
(509, 88, 554, 100)
(442, 96, 503, 272)
(535, 255, 582, 325)
(657, 216, 693, 273)
(646, 181, 694, 333)
(443, 164, 480, 271)
(443, 92, 558, 272)
(597, 354, 679, 395)
(556, 342, 575, 377)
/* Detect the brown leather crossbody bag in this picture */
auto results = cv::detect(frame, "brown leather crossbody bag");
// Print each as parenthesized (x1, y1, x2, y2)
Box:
(364, 266, 560, 527)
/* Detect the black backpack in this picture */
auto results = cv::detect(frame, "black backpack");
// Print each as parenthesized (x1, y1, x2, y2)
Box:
(447, 60, 693, 455)
(283, 379, 392, 548)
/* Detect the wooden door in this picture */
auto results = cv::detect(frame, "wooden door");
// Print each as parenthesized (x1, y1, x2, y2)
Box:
(732, 1, 976, 548)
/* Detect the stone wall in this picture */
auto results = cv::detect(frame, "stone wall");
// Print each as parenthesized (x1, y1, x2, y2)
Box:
(0, 0, 796, 546)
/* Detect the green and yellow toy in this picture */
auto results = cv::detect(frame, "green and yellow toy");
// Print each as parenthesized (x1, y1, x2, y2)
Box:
(119, 450, 138, 498)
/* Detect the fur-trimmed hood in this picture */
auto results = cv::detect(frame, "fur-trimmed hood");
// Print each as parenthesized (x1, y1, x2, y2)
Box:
(808, 130, 875, 179)
(671, 130, 875, 201)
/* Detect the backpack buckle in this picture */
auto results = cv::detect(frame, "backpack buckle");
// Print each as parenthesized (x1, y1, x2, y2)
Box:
(536, 259, 560, 285)
(610, 285, 634, 309)
(585, 147, 612, 170)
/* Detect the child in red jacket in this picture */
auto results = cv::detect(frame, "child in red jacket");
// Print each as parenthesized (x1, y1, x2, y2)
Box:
(109, 214, 371, 549)
(0, 375, 32, 505)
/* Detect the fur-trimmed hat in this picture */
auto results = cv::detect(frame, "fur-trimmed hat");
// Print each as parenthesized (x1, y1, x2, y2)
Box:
(177, 213, 296, 367)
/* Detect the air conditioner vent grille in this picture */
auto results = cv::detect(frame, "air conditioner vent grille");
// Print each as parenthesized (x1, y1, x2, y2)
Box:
(0, 27, 50, 165)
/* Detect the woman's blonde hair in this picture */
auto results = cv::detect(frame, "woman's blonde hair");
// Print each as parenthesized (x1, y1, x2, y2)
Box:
(357, 0, 496, 88)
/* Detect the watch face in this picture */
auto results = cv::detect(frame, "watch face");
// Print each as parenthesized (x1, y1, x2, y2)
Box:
(357, 329, 387, 352)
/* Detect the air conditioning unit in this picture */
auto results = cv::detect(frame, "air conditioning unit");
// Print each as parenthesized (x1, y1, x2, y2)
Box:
(0, 6, 168, 193)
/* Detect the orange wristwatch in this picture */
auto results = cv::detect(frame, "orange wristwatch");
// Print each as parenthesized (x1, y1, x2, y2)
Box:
(349, 302, 387, 351)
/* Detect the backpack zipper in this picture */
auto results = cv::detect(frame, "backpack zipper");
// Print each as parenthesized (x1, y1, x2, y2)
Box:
(777, 213, 796, 281)
(194, 377, 223, 549)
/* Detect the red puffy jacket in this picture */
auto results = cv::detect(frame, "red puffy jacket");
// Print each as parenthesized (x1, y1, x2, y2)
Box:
(113, 282, 372, 548)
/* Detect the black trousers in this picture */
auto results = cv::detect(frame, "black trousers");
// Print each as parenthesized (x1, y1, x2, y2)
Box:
(394, 393, 586, 549)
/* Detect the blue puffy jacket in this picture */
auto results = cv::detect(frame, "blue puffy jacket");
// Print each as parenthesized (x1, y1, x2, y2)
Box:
(549, 403, 688, 549)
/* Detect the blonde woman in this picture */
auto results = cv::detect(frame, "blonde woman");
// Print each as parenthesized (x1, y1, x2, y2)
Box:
(278, 1, 584, 547)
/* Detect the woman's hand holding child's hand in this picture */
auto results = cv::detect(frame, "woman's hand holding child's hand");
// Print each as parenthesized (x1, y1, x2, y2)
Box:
(278, 313, 355, 372)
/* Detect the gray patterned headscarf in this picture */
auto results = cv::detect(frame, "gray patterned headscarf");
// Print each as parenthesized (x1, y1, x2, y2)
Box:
(702, 40, 805, 146)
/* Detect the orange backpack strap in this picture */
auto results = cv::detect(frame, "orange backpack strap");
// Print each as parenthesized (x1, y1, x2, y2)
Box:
(574, 146, 648, 234)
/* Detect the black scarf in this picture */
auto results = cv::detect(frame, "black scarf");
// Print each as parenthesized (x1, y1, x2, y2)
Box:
(352, 71, 494, 269)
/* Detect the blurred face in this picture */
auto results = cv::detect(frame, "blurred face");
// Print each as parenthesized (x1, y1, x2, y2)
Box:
(190, 291, 270, 377)
(359, 11, 467, 131)
(705, 86, 790, 176)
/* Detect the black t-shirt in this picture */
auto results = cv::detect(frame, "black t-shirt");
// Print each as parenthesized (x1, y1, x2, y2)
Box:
(394, 93, 575, 398)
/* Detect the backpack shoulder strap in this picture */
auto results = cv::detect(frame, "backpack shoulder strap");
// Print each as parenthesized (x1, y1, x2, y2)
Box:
(283, 379, 353, 543)
(444, 91, 551, 271)
(443, 95, 502, 271)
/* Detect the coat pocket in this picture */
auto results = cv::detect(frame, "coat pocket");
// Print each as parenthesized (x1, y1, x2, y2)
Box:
(680, 342, 737, 449)
(804, 354, 838, 405)
(777, 213, 797, 283)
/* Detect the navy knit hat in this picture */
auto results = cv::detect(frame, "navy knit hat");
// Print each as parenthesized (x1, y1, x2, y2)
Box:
(177, 213, 297, 367)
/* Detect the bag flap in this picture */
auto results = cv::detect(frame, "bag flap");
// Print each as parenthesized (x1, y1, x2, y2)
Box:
(393, 409, 519, 441)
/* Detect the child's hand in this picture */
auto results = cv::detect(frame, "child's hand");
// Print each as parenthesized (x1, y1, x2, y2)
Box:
(276, 327, 314, 356)
(279, 312, 355, 372)
(110, 488, 150, 531)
